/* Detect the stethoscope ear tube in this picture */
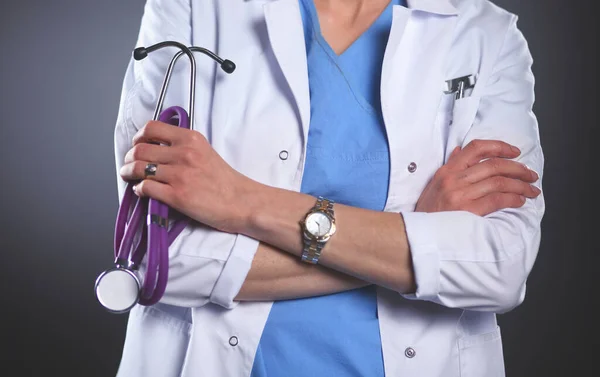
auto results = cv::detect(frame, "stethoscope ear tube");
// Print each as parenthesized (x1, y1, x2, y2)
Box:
(96, 42, 236, 313)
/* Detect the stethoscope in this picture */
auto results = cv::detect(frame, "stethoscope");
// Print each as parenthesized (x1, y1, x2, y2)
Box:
(94, 41, 236, 313)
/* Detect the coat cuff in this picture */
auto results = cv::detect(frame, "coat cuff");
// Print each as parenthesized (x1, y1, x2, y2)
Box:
(209, 234, 260, 309)
(400, 211, 441, 301)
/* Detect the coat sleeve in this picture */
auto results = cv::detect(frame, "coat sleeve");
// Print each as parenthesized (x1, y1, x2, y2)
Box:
(400, 17, 545, 313)
(113, 0, 259, 309)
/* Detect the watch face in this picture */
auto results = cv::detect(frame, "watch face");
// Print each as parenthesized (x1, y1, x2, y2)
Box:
(306, 212, 332, 237)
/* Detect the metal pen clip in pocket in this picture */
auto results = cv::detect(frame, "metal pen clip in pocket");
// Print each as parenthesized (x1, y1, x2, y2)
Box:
(444, 74, 477, 100)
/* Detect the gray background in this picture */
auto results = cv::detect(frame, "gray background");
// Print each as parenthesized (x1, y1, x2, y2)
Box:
(0, 0, 596, 376)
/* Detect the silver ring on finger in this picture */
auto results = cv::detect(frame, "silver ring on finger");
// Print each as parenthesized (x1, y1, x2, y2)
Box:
(144, 163, 158, 178)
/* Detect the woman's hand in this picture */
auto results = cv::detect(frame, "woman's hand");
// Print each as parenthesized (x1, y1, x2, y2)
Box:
(415, 139, 541, 216)
(119, 121, 259, 233)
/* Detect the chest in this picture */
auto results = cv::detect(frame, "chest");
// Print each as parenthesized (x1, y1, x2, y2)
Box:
(186, 0, 497, 212)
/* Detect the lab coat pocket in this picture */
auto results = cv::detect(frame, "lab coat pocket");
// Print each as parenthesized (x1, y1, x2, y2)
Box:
(443, 96, 482, 162)
(117, 305, 192, 377)
(458, 326, 506, 377)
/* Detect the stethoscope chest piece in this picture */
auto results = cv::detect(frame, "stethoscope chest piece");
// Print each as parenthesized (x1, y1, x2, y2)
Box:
(95, 267, 141, 314)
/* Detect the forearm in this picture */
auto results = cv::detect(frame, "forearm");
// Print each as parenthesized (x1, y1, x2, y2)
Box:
(235, 241, 370, 301)
(240, 185, 416, 294)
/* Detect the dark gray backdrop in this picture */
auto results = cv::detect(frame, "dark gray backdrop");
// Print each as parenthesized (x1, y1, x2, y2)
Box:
(1, 0, 596, 376)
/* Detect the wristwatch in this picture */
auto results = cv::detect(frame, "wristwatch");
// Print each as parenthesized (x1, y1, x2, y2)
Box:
(300, 196, 336, 264)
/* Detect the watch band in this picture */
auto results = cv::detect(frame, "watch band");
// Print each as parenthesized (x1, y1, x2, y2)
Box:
(300, 239, 325, 264)
(301, 197, 335, 264)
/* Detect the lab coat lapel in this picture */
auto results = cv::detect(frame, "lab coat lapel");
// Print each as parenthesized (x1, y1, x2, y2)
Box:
(381, 4, 458, 209)
(264, 0, 311, 146)
(407, 0, 459, 15)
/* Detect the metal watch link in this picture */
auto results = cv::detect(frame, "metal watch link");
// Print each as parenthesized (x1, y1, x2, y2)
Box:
(300, 196, 336, 264)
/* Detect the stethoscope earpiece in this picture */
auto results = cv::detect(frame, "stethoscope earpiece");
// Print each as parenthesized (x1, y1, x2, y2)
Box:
(221, 60, 236, 74)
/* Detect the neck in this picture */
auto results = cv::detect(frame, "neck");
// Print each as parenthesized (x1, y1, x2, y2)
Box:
(315, 0, 391, 24)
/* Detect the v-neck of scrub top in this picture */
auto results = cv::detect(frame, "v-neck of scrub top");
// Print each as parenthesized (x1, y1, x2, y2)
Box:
(309, 3, 388, 117)
(250, 1, 403, 376)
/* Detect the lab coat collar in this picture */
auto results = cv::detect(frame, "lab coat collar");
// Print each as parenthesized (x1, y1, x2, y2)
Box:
(407, 0, 459, 15)
(245, 0, 459, 16)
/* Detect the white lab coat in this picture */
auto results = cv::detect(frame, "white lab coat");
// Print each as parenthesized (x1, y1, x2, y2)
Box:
(113, 0, 545, 376)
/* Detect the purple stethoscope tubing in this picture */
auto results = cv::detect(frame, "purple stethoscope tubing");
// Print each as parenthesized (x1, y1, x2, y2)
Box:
(115, 106, 191, 305)
(96, 41, 236, 313)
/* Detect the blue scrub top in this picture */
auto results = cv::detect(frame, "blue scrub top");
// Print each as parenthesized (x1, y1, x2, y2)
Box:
(251, 1, 403, 375)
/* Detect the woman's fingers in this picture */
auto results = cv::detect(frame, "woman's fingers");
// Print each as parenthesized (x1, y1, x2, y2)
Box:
(460, 157, 538, 184)
(124, 142, 178, 165)
(464, 175, 541, 201)
(120, 160, 180, 184)
(447, 146, 462, 162)
(132, 120, 189, 146)
(447, 139, 521, 170)
(464, 193, 528, 217)
(417, 139, 541, 216)
(133, 179, 175, 205)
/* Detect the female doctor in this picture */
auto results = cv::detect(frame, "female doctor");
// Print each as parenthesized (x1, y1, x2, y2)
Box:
(114, 0, 544, 376)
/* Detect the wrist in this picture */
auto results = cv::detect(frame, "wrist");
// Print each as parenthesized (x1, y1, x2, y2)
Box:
(243, 185, 315, 254)
(227, 175, 266, 234)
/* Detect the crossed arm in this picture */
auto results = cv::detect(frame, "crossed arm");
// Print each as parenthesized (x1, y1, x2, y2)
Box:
(237, 242, 371, 301)
(121, 132, 540, 303)
(236, 199, 411, 301)
(234, 142, 540, 301)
